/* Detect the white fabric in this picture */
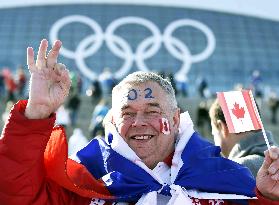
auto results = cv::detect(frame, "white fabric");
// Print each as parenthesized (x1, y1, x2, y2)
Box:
(167, 185, 193, 205)
(136, 191, 158, 205)
(171, 112, 194, 183)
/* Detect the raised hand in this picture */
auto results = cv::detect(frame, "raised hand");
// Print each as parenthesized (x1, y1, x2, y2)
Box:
(256, 146, 279, 200)
(25, 39, 71, 119)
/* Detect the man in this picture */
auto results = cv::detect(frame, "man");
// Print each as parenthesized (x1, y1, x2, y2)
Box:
(1, 39, 279, 205)
(209, 98, 275, 177)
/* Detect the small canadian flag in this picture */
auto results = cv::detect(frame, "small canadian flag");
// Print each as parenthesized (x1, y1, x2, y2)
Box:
(159, 118, 171, 135)
(217, 90, 262, 133)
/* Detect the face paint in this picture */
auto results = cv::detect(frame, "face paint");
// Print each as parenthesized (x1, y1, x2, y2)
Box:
(127, 87, 155, 100)
(127, 89, 138, 100)
(159, 117, 170, 135)
(144, 88, 154, 99)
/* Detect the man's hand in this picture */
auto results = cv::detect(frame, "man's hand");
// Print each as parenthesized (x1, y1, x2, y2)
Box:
(25, 39, 71, 119)
(256, 146, 279, 200)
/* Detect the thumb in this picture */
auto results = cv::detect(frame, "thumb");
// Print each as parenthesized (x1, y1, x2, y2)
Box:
(260, 150, 273, 171)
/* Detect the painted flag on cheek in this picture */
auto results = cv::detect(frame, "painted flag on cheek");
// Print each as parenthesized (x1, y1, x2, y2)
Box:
(217, 90, 262, 133)
(159, 117, 171, 135)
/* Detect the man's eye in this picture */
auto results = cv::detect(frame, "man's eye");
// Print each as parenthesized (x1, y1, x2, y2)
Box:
(122, 112, 134, 117)
(147, 111, 160, 114)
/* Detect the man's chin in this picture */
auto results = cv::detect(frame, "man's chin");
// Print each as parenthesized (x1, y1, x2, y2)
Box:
(135, 150, 150, 159)
(133, 149, 151, 160)
(137, 151, 156, 162)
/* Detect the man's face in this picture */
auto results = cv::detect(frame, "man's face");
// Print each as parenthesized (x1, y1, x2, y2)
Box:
(112, 82, 180, 169)
(211, 121, 223, 147)
(211, 118, 236, 157)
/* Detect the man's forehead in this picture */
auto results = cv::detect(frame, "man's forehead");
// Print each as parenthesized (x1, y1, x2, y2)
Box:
(117, 82, 162, 95)
(112, 83, 165, 108)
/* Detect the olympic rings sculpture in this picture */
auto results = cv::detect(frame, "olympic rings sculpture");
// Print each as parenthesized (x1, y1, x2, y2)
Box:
(50, 15, 216, 80)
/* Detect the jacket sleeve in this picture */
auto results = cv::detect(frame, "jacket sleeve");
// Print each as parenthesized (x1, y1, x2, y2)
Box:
(0, 100, 91, 205)
(228, 189, 279, 205)
(249, 189, 279, 205)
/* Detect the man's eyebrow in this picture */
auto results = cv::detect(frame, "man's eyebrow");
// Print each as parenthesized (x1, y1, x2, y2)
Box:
(120, 105, 130, 111)
(120, 103, 160, 110)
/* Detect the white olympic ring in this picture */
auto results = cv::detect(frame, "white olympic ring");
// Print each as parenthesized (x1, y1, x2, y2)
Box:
(49, 15, 216, 80)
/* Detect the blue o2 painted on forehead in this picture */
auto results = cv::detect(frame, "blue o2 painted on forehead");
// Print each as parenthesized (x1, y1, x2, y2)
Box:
(127, 89, 138, 100)
(144, 88, 154, 99)
(127, 88, 155, 100)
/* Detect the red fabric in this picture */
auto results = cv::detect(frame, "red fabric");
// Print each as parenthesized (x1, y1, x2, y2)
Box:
(253, 188, 279, 205)
(0, 100, 278, 205)
(0, 100, 91, 205)
(44, 126, 114, 199)
(163, 151, 174, 167)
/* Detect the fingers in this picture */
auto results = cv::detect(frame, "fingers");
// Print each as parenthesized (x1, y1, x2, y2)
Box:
(53, 63, 71, 87)
(260, 150, 273, 172)
(266, 147, 279, 179)
(269, 161, 279, 181)
(53, 63, 66, 76)
(269, 146, 279, 160)
(259, 146, 279, 181)
(29, 39, 62, 72)
(259, 147, 279, 173)
(27, 47, 35, 72)
(36, 39, 48, 68)
(60, 73, 71, 96)
(58, 65, 71, 97)
(46, 40, 62, 69)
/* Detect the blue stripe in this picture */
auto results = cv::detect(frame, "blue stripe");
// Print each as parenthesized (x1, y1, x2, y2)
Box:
(76, 137, 108, 179)
(77, 137, 162, 202)
(175, 132, 256, 197)
(76, 133, 256, 202)
(105, 149, 162, 201)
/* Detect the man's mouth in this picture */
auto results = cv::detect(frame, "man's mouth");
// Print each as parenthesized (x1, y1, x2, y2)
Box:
(130, 135, 154, 140)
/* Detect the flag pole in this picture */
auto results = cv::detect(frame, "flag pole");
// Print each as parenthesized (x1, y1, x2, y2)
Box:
(249, 90, 271, 149)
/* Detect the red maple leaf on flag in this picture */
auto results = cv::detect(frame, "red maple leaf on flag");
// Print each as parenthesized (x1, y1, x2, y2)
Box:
(231, 102, 245, 119)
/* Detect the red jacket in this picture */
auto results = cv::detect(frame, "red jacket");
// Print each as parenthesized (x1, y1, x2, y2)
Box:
(0, 100, 278, 205)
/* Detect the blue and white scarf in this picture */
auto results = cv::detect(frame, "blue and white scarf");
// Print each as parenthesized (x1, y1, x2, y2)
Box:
(71, 112, 256, 204)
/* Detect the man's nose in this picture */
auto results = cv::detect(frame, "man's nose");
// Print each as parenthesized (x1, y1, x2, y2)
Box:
(131, 113, 148, 127)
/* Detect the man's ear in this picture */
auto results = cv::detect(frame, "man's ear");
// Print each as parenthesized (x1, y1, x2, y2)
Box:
(217, 120, 229, 138)
(173, 108, 180, 129)
(103, 109, 114, 127)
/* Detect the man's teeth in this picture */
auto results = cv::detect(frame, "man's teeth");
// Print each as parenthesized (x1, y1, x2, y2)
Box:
(133, 135, 153, 140)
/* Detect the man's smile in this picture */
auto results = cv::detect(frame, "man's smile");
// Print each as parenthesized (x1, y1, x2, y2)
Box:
(130, 134, 155, 140)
